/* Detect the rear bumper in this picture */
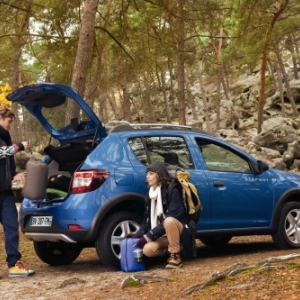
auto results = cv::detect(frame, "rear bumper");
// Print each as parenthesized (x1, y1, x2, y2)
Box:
(24, 232, 77, 243)
(21, 217, 91, 242)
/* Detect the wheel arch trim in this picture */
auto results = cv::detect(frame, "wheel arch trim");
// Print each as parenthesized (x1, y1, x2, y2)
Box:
(272, 188, 300, 229)
(86, 192, 145, 240)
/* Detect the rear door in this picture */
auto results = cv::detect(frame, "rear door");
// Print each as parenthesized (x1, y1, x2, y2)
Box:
(124, 132, 212, 230)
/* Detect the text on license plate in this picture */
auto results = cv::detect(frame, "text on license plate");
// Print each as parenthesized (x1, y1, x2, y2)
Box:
(30, 216, 53, 227)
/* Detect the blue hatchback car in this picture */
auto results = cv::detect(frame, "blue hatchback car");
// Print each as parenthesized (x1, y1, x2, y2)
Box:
(7, 83, 300, 269)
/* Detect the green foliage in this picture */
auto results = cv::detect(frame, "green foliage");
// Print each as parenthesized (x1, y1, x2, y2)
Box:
(287, 263, 300, 270)
(240, 265, 264, 274)
(0, 0, 299, 141)
(0, 84, 12, 107)
(123, 277, 141, 288)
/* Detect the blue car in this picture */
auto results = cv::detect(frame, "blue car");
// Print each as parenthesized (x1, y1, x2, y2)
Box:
(7, 83, 300, 269)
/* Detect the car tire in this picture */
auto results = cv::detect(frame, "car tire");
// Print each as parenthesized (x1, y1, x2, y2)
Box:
(199, 236, 232, 247)
(95, 212, 142, 269)
(33, 241, 82, 266)
(272, 201, 300, 249)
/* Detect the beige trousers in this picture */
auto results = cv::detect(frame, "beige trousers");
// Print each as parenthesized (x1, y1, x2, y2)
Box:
(143, 217, 183, 257)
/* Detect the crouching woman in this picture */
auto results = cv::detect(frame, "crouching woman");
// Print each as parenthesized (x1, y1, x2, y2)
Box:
(131, 161, 188, 268)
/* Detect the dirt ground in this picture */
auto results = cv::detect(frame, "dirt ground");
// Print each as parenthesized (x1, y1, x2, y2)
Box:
(1, 226, 300, 300)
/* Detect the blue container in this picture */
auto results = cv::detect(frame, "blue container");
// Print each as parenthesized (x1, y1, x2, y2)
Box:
(120, 238, 145, 272)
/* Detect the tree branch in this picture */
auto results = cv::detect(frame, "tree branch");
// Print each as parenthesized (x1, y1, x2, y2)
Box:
(0, 33, 69, 40)
(95, 26, 134, 62)
(180, 252, 300, 297)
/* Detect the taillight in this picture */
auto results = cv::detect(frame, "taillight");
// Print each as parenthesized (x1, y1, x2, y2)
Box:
(71, 170, 110, 194)
(68, 224, 84, 230)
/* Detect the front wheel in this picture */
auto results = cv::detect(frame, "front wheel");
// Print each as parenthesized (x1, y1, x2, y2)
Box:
(33, 241, 82, 265)
(272, 201, 300, 249)
(95, 212, 142, 269)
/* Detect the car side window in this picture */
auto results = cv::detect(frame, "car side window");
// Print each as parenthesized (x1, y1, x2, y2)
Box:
(128, 136, 194, 168)
(196, 139, 251, 173)
(128, 137, 148, 164)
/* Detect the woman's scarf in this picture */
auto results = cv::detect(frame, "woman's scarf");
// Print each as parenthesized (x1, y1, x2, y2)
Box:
(149, 185, 164, 229)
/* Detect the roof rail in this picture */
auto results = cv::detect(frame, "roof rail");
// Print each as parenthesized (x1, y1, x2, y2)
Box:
(108, 123, 209, 134)
(130, 123, 192, 130)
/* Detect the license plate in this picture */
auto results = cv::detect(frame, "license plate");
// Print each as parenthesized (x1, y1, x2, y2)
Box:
(29, 216, 53, 227)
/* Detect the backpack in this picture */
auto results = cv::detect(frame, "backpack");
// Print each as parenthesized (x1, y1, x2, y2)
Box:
(166, 164, 202, 258)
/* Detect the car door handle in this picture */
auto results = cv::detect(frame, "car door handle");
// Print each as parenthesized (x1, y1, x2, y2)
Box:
(213, 180, 225, 187)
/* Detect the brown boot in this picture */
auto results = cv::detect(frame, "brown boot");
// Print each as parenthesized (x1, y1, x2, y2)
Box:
(166, 253, 182, 269)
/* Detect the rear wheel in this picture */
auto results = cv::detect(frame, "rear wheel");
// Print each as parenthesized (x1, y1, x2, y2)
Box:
(95, 212, 142, 269)
(33, 241, 82, 265)
(199, 236, 232, 247)
(272, 201, 300, 249)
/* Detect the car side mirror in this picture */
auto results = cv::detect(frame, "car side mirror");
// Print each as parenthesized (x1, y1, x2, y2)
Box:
(256, 160, 269, 174)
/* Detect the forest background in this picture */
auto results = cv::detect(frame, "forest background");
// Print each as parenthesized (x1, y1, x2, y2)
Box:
(0, 0, 299, 152)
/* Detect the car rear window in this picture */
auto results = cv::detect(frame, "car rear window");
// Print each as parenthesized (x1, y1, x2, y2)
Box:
(128, 136, 194, 169)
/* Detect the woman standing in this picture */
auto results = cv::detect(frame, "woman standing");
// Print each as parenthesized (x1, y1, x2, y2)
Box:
(0, 105, 35, 277)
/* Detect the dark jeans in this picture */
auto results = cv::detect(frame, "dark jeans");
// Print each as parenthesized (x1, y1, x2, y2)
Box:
(0, 192, 21, 268)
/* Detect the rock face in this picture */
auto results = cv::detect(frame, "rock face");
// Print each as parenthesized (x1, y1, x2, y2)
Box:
(253, 117, 299, 153)
(184, 73, 300, 174)
(215, 116, 300, 173)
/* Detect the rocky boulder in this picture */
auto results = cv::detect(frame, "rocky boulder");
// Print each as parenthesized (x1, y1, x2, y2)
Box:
(253, 117, 300, 154)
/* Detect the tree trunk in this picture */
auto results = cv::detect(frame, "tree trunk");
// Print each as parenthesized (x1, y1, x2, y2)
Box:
(218, 23, 229, 100)
(143, 72, 154, 122)
(294, 34, 300, 74)
(267, 60, 277, 89)
(160, 71, 171, 123)
(10, 46, 22, 143)
(274, 46, 299, 117)
(221, 75, 230, 100)
(257, 0, 289, 134)
(107, 90, 118, 120)
(121, 74, 132, 122)
(216, 81, 221, 131)
(277, 67, 286, 117)
(177, 0, 186, 125)
(185, 70, 198, 121)
(209, 18, 226, 132)
(197, 61, 211, 133)
(10, 2, 32, 143)
(168, 58, 176, 120)
(86, 0, 113, 109)
(65, 0, 99, 123)
(285, 35, 298, 80)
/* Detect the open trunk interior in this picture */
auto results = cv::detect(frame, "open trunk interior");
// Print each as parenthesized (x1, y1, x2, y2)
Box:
(24, 139, 96, 202)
